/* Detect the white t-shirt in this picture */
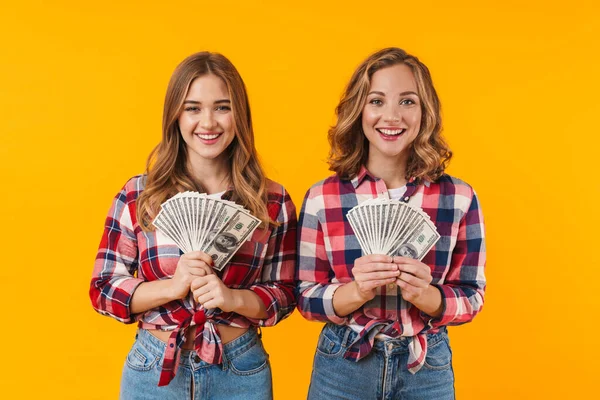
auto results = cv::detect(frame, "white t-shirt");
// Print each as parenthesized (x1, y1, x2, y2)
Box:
(207, 191, 225, 199)
(387, 186, 407, 200)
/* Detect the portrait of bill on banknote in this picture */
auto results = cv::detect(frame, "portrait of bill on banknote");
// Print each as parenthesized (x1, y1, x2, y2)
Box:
(213, 232, 238, 253)
(396, 243, 418, 259)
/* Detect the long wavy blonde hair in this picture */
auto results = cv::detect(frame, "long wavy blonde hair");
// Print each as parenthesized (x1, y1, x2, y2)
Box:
(328, 47, 452, 181)
(137, 52, 270, 230)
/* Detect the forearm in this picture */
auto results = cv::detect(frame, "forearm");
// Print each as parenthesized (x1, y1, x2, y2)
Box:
(130, 279, 179, 314)
(332, 281, 370, 317)
(231, 289, 268, 319)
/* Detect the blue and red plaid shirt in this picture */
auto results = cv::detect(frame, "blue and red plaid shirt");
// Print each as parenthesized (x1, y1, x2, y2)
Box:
(296, 166, 486, 373)
(90, 175, 297, 386)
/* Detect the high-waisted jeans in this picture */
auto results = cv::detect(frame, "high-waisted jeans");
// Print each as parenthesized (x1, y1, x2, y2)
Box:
(120, 328, 272, 400)
(308, 323, 455, 400)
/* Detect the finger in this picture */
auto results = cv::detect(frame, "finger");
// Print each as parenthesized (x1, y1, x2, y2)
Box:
(396, 279, 418, 298)
(188, 263, 214, 277)
(190, 276, 209, 291)
(202, 299, 220, 310)
(197, 251, 215, 266)
(193, 285, 212, 300)
(358, 270, 400, 281)
(396, 262, 430, 280)
(397, 272, 428, 288)
(362, 277, 397, 291)
(197, 292, 214, 305)
(359, 254, 394, 264)
(356, 262, 398, 273)
(185, 251, 214, 265)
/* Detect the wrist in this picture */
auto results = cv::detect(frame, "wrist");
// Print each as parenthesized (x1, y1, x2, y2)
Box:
(350, 281, 374, 303)
(415, 285, 443, 317)
(167, 278, 187, 301)
(229, 288, 244, 313)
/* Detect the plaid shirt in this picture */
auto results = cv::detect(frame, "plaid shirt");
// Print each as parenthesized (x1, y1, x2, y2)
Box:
(296, 166, 486, 373)
(90, 175, 297, 386)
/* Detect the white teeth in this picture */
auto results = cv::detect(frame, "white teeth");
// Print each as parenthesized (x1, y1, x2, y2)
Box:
(378, 128, 404, 136)
(196, 133, 220, 140)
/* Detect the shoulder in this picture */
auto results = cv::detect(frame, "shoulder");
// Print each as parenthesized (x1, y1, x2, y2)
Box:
(303, 173, 343, 201)
(265, 179, 296, 221)
(265, 179, 291, 203)
(116, 174, 147, 205)
(429, 174, 478, 210)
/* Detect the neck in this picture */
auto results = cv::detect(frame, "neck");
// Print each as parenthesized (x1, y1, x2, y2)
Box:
(187, 155, 231, 194)
(365, 150, 409, 189)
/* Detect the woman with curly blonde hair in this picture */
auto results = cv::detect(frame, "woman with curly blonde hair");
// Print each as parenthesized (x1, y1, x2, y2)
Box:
(297, 47, 486, 399)
(90, 52, 297, 399)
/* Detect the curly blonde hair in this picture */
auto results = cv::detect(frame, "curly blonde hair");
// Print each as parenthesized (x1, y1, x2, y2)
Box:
(328, 47, 452, 182)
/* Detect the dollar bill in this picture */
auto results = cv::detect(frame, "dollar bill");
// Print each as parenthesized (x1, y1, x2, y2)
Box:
(152, 192, 262, 270)
(346, 198, 440, 261)
(389, 219, 440, 261)
(202, 210, 261, 270)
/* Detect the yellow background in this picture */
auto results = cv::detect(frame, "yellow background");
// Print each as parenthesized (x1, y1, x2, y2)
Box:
(1, 0, 598, 398)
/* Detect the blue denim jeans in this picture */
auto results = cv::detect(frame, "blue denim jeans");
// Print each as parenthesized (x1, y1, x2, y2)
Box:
(308, 324, 455, 400)
(120, 328, 272, 400)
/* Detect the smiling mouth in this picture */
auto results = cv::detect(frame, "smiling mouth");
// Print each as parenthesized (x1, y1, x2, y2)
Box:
(195, 133, 222, 140)
(376, 128, 406, 137)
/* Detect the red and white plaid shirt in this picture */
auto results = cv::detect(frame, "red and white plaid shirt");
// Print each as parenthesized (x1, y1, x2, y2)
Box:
(90, 175, 297, 386)
(296, 166, 486, 373)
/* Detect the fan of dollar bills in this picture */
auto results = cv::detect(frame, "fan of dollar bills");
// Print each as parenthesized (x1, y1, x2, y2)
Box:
(152, 192, 261, 271)
(347, 198, 440, 261)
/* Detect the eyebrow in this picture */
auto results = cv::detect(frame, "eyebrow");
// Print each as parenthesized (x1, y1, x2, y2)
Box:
(367, 91, 419, 97)
(183, 99, 231, 104)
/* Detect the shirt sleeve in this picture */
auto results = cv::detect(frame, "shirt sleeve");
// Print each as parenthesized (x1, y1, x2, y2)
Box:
(246, 188, 298, 327)
(89, 184, 144, 324)
(422, 189, 486, 329)
(295, 189, 349, 325)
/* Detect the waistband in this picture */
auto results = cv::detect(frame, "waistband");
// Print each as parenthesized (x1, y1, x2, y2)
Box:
(135, 328, 260, 369)
(323, 323, 447, 355)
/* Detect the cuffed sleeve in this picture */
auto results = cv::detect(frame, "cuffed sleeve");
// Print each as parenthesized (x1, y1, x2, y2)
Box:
(422, 190, 486, 329)
(90, 185, 144, 324)
(246, 187, 297, 326)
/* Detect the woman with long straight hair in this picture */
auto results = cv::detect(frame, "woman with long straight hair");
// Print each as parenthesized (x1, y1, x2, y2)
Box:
(296, 47, 486, 399)
(90, 52, 297, 399)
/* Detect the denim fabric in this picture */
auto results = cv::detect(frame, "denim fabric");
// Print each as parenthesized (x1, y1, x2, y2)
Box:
(308, 324, 455, 400)
(120, 328, 272, 400)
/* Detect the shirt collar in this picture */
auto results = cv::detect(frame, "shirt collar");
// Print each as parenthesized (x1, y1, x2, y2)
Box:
(351, 165, 429, 189)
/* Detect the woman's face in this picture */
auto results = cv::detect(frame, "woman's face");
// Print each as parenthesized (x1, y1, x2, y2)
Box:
(362, 64, 422, 164)
(178, 74, 235, 166)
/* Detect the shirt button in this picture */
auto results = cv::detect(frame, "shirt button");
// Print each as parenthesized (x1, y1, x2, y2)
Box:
(387, 283, 396, 290)
(404, 196, 409, 201)
(169, 343, 174, 348)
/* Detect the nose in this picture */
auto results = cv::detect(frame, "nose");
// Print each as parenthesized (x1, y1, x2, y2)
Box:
(382, 104, 401, 123)
(199, 109, 216, 129)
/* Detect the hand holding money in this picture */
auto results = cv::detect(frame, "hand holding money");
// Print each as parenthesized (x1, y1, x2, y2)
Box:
(171, 251, 214, 300)
(393, 256, 433, 303)
(352, 254, 400, 301)
(191, 274, 239, 312)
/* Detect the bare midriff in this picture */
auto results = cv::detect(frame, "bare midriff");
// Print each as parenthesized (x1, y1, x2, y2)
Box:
(146, 325, 249, 349)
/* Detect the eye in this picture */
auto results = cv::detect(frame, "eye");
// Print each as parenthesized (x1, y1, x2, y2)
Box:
(215, 105, 231, 112)
(369, 98, 383, 106)
(184, 106, 200, 112)
(400, 99, 416, 106)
